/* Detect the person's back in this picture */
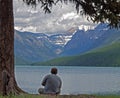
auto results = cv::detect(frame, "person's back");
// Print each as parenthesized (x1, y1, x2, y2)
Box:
(38, 67, 62, 95)
(42, 74, 62, 94)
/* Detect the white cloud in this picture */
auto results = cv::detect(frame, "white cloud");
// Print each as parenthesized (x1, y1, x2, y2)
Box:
(13, 0, 97, 33)
(60, 12, 79, 20)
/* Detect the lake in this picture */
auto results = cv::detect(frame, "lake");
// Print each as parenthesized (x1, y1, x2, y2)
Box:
(15, 66, 120, 95)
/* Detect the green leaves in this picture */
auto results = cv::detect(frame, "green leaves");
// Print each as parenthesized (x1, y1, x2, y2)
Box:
(23, 0, 55, 13)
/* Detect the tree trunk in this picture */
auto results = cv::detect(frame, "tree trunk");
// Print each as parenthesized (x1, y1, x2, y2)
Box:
(0, 0, 26, 95)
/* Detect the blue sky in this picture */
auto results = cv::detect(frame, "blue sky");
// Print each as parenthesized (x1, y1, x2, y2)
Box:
(13, 0, 97, 33)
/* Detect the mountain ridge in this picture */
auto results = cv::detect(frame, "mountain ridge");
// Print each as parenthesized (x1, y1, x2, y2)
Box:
(61, 24, 120, 56)
(14, 29, 74, 64)
(14, 23, 120, 65)
(34, 42, 120, 67)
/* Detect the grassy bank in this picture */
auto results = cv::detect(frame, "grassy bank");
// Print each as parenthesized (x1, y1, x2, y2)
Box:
(0, 94, 120, 98)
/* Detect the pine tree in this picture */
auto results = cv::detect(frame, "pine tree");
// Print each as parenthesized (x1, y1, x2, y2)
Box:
(0, 0, 25, 95)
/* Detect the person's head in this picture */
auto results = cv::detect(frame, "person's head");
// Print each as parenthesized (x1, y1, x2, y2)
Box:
(51, 67, 58, 75)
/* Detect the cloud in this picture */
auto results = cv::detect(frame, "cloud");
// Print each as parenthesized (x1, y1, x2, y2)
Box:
(13, 0, 96, 33)
(59, 12, 79, 20)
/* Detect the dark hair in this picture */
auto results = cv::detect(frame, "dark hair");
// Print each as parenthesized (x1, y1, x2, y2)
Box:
(51, 67, 58, 74)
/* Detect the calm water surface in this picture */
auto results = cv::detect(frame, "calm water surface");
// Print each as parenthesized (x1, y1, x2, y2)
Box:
(15, 66, 120, 95)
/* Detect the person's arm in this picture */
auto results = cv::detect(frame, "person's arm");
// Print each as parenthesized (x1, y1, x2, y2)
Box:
(41, 75, 48, 86)
(59, 78, 62, 88)
(57, 77, 62, 94)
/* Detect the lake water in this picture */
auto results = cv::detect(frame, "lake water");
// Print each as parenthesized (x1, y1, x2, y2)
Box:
(15, 66, 120, 95)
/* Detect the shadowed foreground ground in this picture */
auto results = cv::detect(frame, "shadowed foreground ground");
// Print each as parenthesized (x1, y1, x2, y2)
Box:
(0, 94, 120, 98)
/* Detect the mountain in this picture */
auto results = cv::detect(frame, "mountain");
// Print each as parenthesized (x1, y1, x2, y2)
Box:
(61, 23, 120, 56)
(14, 23, 120, 65)
(14, 30, 74, 64)
(15, 56, 29, 65)
(34, 42, 120, 67)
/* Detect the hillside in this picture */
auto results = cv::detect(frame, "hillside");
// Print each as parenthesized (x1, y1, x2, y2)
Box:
(34, 42, 120, 67)
(14, 30, 74, 64)
(14, 23, 120, 64)
(15, 56, 29, 65)
(62, 24, 120, 56)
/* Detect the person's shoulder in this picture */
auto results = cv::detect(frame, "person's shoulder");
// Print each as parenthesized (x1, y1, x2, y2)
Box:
(46, 74, 51, 77)
(57, 75, 62, 80)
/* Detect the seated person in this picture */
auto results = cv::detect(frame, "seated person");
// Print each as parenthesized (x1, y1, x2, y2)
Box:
(38, 67, 62, 95)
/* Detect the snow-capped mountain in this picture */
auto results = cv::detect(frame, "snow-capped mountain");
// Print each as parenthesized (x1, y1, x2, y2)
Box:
(15, 23, 120, 64)
(14, 30, 74, 64)
(62, 23, 120, 56)
(48, 33, 75, 47)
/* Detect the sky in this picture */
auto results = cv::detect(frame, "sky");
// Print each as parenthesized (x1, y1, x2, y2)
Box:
(13, 0, 97, 33)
